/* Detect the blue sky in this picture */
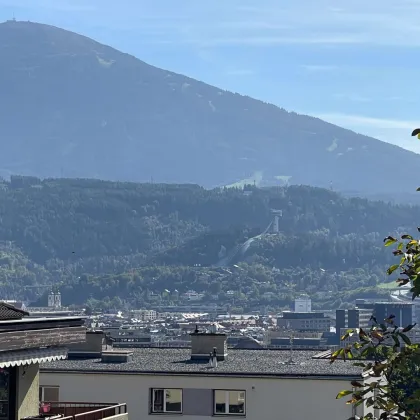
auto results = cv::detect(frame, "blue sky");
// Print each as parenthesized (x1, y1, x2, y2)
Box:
(1, 0, 420, 152)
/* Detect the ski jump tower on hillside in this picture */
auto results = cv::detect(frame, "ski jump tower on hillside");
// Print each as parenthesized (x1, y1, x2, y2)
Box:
(270, 209, 283, 233)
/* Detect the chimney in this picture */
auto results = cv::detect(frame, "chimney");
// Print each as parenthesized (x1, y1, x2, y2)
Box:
(67, 330, 104, 359)
(101, 349, 133, 363)
(190, 325, 227, 361)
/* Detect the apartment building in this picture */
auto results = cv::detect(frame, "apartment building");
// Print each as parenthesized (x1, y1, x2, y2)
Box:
(336, 303, 419, 347)
(277, 311, 331, 331)
(269, 330, 327, 348)
(40, 330, 362, 420)
(0, 301, 128, 420)
(355, 300, 414, 327)
(131, 310, 157, 322)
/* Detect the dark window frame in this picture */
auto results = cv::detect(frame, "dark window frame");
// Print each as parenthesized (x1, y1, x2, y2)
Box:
(0, 367, 17, 420)
(39, 385, 60, 402)
(213, 389, 246, 416)
(150, 388, 183, 414)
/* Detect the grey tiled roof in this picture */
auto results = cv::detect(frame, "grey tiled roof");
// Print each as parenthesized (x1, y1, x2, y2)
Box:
(0, 302, 28, 320)
(41, 348, 362, 378)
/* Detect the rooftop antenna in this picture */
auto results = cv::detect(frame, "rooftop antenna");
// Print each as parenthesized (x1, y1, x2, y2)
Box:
(12, 12, 16, 22)
(288, 330, 295, 364)
(282, 321, 298, 365)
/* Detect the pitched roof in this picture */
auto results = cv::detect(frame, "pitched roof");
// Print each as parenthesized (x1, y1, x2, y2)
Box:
(0, 302, 29, 320)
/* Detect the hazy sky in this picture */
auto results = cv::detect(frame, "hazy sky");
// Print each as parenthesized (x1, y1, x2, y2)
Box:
(1, 0, 420, 152)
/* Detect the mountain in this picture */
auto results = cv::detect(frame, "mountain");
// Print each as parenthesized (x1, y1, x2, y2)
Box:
(0, 176, 417, 266)
(0, 177, 416, 307)
(0, 20, 419, 196)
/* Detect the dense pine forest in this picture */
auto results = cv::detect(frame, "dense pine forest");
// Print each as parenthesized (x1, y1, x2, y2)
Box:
(0, 176, 415, 311)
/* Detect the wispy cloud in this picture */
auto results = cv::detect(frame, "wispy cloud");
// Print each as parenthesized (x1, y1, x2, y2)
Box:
(315, 113, 420, 152)
(225, 69, 255, 76)
(0, 0, 96, 12)
(194, 35, 366, 47)
(4, 0, 420, 47)
(145, 0, 420, 48)
(196, 49, 214, 63)
(332, 93, 371, 102)
(301, 65, 338, 72)
(218, 21, 290, 30)
(317, 113, 416, 130)
(2, 0, 420, 156)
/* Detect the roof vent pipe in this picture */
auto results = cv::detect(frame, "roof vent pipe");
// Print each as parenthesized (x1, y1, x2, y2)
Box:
(209, 347, 218, 368)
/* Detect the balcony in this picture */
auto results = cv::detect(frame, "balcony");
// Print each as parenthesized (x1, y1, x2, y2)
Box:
(24, 402, 128, 420)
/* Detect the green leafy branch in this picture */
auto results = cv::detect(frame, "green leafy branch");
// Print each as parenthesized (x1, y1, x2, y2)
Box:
(331, 228, 420, 419)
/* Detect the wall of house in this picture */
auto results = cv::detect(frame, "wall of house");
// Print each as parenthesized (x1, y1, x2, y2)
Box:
(362, 375, 385, 419)
(17, 363, 40, 419)
(41, 370, 361, 420)
(103, 413, 128, 420)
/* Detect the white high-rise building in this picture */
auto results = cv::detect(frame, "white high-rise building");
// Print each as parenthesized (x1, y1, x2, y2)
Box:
(294, 296, 312, 312)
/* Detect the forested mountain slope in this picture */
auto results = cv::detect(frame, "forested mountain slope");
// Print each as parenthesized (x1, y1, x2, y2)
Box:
(0, 176, 414, 308)
(0, 176, 416, 264)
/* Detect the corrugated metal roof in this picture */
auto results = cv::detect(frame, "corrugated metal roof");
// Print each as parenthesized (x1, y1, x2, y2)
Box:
(0, 347, 67, 368)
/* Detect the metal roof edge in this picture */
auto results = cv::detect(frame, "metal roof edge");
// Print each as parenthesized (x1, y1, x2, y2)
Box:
(40, 367, 362, 380)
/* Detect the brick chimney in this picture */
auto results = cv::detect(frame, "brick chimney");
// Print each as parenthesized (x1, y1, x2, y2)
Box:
(190, 325, 227, 361)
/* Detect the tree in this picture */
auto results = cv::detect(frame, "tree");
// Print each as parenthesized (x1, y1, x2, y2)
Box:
(332, 149, 420, 419)
(333, 234, 420, 418)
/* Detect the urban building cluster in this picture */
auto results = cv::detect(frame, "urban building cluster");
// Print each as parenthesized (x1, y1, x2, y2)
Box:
(0, 301, 128, 420)
(1, 288, 417, 420)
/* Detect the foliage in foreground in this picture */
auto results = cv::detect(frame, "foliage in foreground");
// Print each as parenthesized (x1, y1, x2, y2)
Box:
(333, 223, 420, 418)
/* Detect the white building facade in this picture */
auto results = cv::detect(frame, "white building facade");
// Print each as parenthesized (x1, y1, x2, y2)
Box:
(40, 369, 358, 420)
(40, 331, 365, 420)
(294, 297, 311, 312)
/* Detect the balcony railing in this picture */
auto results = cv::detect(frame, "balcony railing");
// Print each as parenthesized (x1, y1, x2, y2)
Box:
(36, 402, 127, 420)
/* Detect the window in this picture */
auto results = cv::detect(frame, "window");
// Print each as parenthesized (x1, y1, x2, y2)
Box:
(151, 389, 182, 414)
(0, 369, 10, 420)
(39, 386, 59, 402)
(214, 390, 245, 415)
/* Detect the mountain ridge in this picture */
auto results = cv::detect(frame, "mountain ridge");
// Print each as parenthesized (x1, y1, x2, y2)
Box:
(0, 177, 412, 306)
(0, 20, 418, 196)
